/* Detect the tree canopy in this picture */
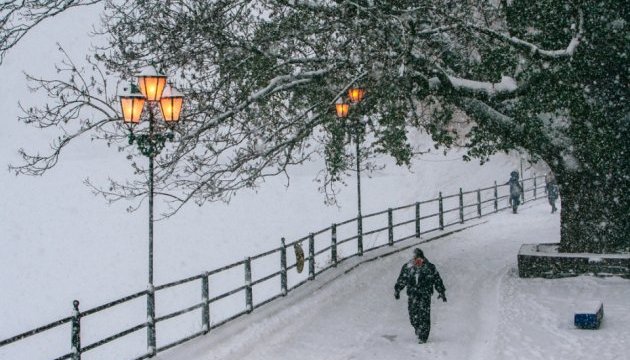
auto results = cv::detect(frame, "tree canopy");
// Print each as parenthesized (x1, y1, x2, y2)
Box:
(6, 0, 629, 252)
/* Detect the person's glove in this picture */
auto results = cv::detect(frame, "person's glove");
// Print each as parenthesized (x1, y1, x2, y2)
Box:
(438, 293, 447, 302)
(394, 291, 400, 300)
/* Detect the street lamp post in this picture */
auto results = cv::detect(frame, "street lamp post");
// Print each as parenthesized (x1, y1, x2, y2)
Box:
(336, 86, 366, 255)
(119, 67, 183, 356)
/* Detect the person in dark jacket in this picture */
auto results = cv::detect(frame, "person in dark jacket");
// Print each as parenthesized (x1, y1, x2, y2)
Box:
(545, 173, 559, 213)
(394, 248, 446, 344)
(506, 171, 523, 213)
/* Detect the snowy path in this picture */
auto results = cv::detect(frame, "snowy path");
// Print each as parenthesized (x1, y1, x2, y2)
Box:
(159, 202, 630, 360)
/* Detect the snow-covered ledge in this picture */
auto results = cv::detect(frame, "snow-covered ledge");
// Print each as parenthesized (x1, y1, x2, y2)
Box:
(517, 244, 630, 279)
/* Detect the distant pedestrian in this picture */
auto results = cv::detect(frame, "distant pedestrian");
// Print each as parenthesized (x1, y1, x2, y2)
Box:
(506, 171, 523, 213)
(394, 248, 446, 344)
(545, 173, 559, 213)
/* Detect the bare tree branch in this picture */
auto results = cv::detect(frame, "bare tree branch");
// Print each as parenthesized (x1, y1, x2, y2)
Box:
(0, 0, 101, 65)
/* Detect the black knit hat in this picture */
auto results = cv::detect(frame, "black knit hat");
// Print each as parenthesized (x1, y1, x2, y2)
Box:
(413, 248, 424, 259)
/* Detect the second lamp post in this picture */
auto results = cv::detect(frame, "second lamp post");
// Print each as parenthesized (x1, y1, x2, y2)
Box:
(119, 67, 184, 356)
(336, 86, 366, 256)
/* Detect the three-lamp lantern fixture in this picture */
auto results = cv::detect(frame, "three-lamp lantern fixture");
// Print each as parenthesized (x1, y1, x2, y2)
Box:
(115, 67, 185, 356)
(119, 67, 183, 123)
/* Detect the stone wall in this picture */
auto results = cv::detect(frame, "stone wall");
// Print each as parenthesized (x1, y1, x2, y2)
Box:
(517, 244, 630, 279)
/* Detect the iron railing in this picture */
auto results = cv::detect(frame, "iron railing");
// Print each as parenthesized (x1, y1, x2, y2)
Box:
(0, 176, 546, 359)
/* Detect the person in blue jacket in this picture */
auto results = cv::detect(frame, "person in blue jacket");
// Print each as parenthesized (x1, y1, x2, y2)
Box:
(506, 171, 523, 213)
(394, 248, 446, 343)
(545, 173, 559, 213)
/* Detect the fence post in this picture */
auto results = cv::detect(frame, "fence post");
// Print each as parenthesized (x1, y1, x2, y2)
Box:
(533, 174, 537, 199)
(357, 216, 363, 256)
(521, 178, 525, 204)
(331, 225, 338, 266)
(438, 192, 444, 230)
(71, 300, 81, 360)
(415, 202, 420, 238)
(477, 189, 482, 217)
(147, 286, 156, 356)
(388, 208, 394, 246)
(308, 233, 315, 280)
(244, 257, 253, 313)
(280, 238, 288, 295)
(494, 181, 498, 212)
(459, 188, 464, 224)
(201, 273, 210, 333)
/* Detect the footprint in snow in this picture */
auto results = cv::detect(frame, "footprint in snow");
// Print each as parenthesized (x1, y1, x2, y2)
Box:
(382, 334, 397, 342)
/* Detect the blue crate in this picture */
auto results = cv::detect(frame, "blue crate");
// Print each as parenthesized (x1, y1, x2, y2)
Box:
(574, 301, 604, 329)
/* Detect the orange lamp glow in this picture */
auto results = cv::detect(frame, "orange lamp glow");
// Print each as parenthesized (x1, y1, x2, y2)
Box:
(137, 67, 167, 101)
(119, 86, 145, 123)
(347, 87, 365, 103)
(335, 102, 350, 118)
(159, 85, 184, 122)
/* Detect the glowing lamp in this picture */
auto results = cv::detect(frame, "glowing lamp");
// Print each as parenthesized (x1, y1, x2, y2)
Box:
(159, 85, 184, 122)
(137, 66, 167, 101)
(335, 102, 350, 118)
(119, 85, 145, 123)
(347, 87, 365, 103)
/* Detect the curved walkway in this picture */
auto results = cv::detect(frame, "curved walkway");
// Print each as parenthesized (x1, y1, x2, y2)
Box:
(160, 202, 630, 360)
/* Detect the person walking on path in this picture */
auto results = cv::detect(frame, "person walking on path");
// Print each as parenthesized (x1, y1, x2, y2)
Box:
(545, 173, 559, 213)
(394, 248, 446, 344)
(506, 170, 523, 213)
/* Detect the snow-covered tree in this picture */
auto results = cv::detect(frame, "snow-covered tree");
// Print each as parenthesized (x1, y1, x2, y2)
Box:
(11, 0, 628, 253)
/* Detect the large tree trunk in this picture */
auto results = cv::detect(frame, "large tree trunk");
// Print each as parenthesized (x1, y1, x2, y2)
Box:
(557, 170, 629, 253)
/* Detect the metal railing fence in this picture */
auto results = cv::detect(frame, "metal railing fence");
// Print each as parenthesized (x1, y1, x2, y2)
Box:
(0, 176, 546, 359)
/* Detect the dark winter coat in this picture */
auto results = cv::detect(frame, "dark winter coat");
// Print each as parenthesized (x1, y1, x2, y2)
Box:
(394, 260, 446, 299)
(546, 181, 559, 201)
(506, 178, 523, 199)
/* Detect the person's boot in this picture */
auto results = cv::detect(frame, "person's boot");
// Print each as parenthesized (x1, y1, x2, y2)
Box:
(416, 327, 428, 343)
(414, 328, 423, 343)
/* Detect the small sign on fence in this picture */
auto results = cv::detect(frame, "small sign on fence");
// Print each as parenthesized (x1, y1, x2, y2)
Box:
(294, 243, 305, 273)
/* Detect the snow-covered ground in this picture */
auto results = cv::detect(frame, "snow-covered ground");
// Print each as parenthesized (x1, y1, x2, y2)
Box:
(3, 5, 628, 360)
(160, 201, 630, 360)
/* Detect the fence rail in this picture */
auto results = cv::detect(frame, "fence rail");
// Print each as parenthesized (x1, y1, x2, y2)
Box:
(0, 176, 546, 359)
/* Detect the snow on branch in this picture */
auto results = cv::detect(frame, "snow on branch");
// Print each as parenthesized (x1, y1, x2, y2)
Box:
(281, 0, 336, 11)
(248, 67, 331, 100)
(445, 75, 518, 97)
(456, 98, 521, 133)
(468, 9, 584, 59)
(426, 62, 519, 98)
